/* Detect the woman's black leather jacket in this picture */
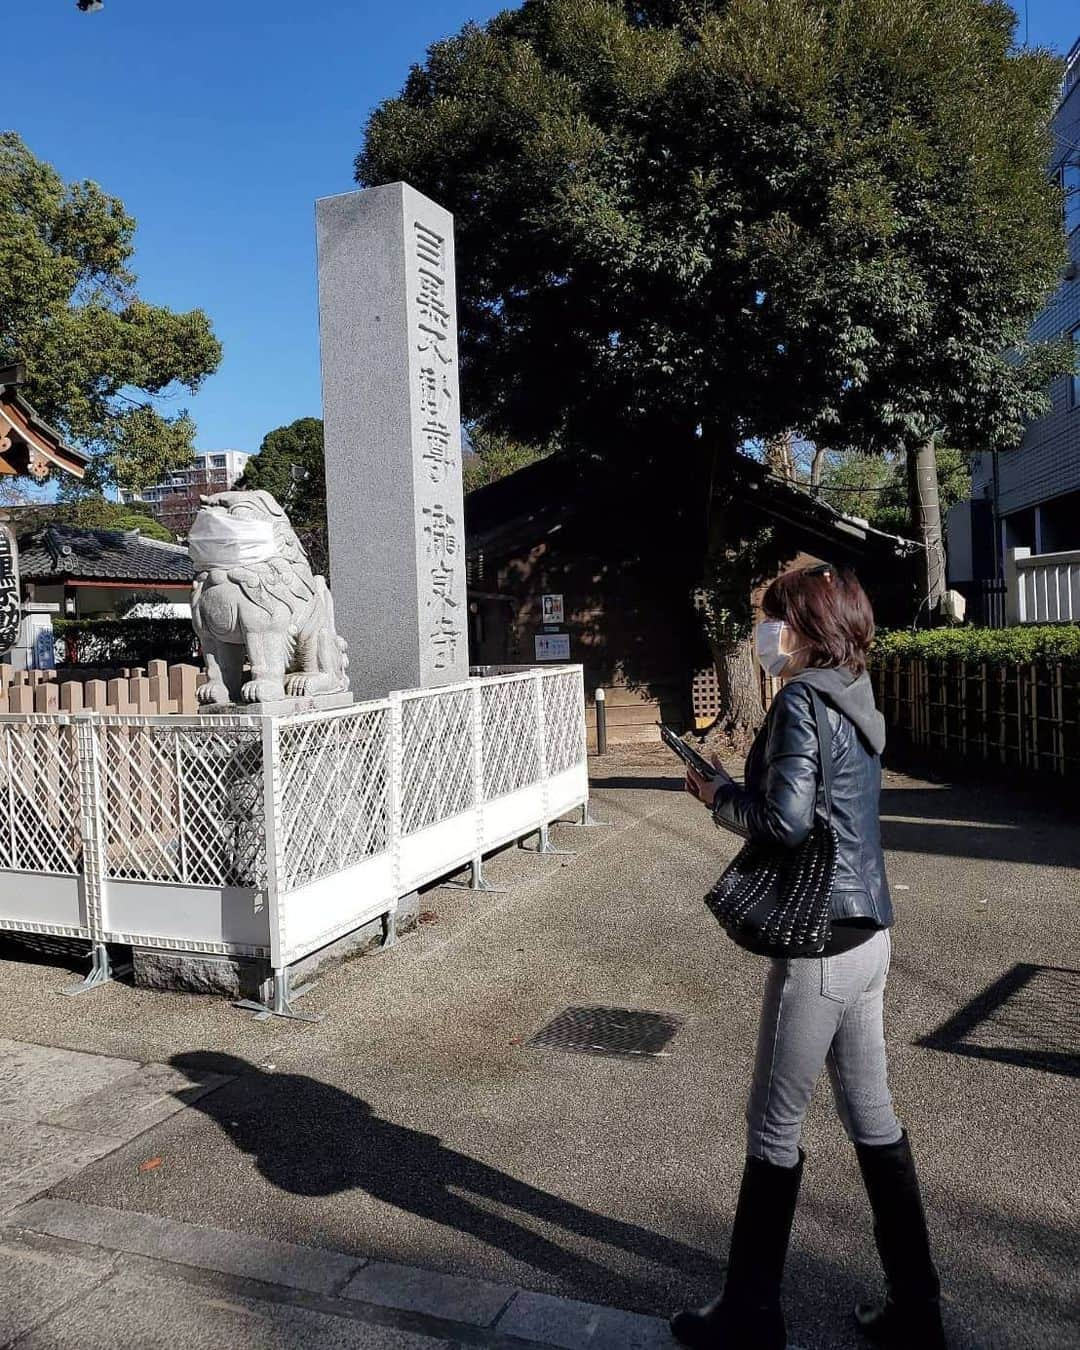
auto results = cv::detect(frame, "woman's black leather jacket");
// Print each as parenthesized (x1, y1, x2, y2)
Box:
(711, 670, 894, 928)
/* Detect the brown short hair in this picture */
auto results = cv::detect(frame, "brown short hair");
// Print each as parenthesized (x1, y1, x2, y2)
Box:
(761, 564, 875, 675)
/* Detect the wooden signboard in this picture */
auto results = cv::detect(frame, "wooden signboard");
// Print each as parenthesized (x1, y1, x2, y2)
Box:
(0, 525, 19, 655)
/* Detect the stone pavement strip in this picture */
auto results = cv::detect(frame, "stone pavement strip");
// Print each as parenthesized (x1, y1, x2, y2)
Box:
(1, 1198, 684, 1349)
(0, 1037, 699, 1349)
(0, 1038, 230, 1214)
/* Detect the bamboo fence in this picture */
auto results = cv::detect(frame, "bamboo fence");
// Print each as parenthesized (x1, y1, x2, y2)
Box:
(869, 654, 1079, 777)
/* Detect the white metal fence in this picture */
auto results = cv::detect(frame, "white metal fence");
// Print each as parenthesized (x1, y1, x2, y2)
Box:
(0, 666, 588, 1000)
(1005, 547, 1080, 625)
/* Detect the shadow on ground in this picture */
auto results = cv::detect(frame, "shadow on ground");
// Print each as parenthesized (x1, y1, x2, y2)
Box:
(158, 1050, 1080, 1349)
(169, 1051, 721, 1311)
(917, 963, 1080, 1079)
(879, 785, 1080, 868)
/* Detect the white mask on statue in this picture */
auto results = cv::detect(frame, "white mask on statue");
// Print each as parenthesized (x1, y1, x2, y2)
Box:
(188, 511, 276, 570)
(754, 620, 793, 679)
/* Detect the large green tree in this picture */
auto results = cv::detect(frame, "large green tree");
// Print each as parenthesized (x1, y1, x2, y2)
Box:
(237, 417, 329, 576)
(358, 0, 1069, 731)
(463, 426, 554, 491)
(0, 133, 221, 492)
(818, 448, 971, 539)
(17, 497, 174, 543)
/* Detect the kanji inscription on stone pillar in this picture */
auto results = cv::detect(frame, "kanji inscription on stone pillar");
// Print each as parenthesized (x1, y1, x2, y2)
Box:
(317, 182, 469, 698)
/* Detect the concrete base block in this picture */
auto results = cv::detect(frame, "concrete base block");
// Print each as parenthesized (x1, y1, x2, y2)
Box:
(131, 949, 269, 1001)
(131, 893, 421, 997)
(199, 691, 353, 718)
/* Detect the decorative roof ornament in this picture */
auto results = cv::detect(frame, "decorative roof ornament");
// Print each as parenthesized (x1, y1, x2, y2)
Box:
(0, 366, 89, 484)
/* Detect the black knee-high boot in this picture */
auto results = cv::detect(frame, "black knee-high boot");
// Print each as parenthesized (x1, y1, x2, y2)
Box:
(670, 1151, 804, 1350)
(854, 1131, 946, 1348)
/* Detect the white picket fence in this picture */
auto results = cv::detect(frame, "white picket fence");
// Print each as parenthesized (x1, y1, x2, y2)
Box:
(1005, 547, 1080, 625)
(0, 666, 588, 1013)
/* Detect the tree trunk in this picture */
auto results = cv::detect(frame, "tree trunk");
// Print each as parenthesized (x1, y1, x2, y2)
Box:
(907, 435, 947, 623)
(709, 633, 764, 750)
(765, 431, 795, 482)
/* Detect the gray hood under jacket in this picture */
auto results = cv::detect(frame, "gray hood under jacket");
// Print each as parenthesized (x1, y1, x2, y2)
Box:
(789, 667, 887, 756)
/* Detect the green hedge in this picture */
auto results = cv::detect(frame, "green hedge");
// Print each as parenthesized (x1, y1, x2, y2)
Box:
(873, 625, 1080, 664)
(54, 618, 199, 667)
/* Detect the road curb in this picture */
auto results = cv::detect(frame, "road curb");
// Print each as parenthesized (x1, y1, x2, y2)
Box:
(4, 1197, 685, 1348)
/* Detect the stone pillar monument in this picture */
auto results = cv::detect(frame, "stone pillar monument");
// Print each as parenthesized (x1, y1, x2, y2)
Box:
(317, 183, 469, 699)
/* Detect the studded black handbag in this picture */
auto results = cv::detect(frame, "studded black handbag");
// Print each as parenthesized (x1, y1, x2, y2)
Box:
(704, 687, 837, 958)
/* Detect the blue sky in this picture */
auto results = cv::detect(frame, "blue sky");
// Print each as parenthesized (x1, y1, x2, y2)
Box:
(5, 1, 1079, 461)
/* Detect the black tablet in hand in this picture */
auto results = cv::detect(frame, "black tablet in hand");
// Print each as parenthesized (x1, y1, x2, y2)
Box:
(659, 724, 716, 779)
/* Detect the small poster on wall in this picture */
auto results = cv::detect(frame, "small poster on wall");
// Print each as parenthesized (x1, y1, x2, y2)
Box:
(541, 593, 565, 624)
(535, 633, 571, 662)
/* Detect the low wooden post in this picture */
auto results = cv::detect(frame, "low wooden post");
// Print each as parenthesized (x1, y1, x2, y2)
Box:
(107, 678, 131, 714)
(1054, 662, 1065, 776)
(10, 685, 33, 713)
(998, 666, 1007, 765)
(959, 660, 968, 757)
(85, 680, 108, 712)
(169, 664, 199, 715)
(979, 662, 988, 761)
(34, 684, 59, 714)
(60, 681, 84, 714)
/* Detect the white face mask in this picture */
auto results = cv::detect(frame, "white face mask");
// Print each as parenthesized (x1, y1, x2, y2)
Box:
(188, 510, 276, 570)
(754, 620, 792, 678)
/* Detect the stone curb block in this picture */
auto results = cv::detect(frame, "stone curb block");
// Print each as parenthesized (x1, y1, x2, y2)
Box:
(342, 1260, 516, 1326)
(496, 1289, 677, 1348)
(8, 1198, 363, 1297)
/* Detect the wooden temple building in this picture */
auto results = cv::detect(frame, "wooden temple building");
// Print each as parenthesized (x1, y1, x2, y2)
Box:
(0, 365, 89, 656)
(0, 365, 89, 484)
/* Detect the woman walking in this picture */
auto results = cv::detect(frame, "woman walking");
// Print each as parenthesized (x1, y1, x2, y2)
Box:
(672, 564, 945, 1350)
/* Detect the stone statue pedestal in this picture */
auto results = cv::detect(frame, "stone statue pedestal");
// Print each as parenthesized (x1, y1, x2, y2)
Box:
(199, 691, 355, 718)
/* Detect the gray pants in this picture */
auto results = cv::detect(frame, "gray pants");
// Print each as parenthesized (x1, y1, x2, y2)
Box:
(746, 928, 903, 1167)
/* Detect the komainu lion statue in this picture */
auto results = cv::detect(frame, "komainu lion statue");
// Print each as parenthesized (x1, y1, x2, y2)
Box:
(189, 490, 349, 706)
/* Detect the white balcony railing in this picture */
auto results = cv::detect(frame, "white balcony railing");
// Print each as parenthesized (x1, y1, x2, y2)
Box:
(1005, 547, 1080, 625)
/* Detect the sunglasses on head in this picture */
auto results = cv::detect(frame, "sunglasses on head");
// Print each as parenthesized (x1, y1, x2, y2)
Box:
(802, 562, 836, 579)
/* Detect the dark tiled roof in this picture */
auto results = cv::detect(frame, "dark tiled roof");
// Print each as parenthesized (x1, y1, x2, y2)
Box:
(16, 524, 194, 583)
(465, 450, 919, 560)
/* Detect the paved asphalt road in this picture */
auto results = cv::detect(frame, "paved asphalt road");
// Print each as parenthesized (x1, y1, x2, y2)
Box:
(0, 747, 1077, 1349)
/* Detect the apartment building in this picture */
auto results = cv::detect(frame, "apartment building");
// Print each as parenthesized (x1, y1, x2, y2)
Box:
(949, 36, 1080, 589)
(120, 449, 250, 536)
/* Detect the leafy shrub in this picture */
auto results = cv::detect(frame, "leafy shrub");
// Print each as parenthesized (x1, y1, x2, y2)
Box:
(873, 625, 1080, 665)
(54, 618, 198, 667)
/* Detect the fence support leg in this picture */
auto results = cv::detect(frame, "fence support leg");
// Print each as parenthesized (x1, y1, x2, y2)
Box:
(560, 800, 611, 829)
(519, 823, 576, 856)
(61, 941, 124, 997)
(381, 900, 400, 948)
(234, 965, 321, 1023)
(439, 855, 508, 893)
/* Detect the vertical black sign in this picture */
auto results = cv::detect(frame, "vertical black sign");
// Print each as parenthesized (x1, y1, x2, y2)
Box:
(0, 525, 19, 655)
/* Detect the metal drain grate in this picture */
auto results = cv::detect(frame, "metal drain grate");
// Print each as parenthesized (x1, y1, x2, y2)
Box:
(529, 1006, 684, 1058)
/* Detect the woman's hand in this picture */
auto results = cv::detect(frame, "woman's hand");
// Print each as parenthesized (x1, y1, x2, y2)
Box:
(685, 755, 734, 809)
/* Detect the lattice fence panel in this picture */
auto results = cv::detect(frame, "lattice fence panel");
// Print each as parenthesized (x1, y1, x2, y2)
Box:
(100, 723, 264, 887)
(0, 722, 81, 874)
(482, 679, 541, 801)
(400, 690, 474, 836)
(542, 671, 585, 776)
(276, 707, 390, 890)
